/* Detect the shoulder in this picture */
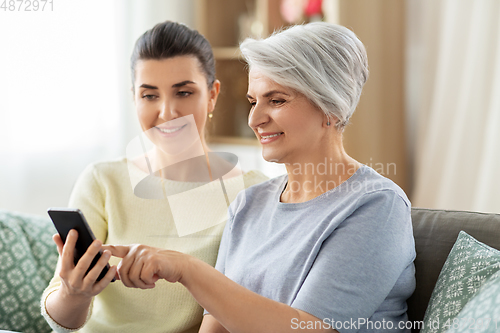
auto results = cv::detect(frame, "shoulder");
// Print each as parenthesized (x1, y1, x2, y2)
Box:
(324, 166, 411, 229)
(350, 165, 410, 209)
(242, 173, 285, 196)
(242, 170, 270, 188)
(335, 167, 413, 237)
(332, 168, 413, 249)
(229, 175, 285, 215)
(76, 157, 129, 186)
(86, 157, 128, 174)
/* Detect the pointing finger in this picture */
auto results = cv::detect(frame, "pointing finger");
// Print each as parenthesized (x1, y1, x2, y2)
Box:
(102, 244, 131, 258)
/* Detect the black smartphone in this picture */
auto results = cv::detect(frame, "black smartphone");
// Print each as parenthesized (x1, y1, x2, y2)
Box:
(47, 208, 115, 282)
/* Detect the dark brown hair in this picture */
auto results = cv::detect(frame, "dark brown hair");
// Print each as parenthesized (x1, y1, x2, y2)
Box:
(130, 21, 216, 89)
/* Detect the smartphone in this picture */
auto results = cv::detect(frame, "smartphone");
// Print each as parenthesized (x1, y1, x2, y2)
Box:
(47, 208, 115, 282)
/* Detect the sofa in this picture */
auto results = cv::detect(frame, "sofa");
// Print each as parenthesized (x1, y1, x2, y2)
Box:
(408, 208, 500, 332)
(1, 208, 499, 333)
(0, 210, 58, 333)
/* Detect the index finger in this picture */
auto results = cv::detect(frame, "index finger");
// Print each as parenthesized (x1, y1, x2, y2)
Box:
(102, 244, 131, 258)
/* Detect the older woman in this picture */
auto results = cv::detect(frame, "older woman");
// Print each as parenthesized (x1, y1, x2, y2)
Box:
(106, 22, 416, 333)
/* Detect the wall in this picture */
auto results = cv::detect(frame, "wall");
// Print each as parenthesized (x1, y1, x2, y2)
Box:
(339, 0, 409, 193)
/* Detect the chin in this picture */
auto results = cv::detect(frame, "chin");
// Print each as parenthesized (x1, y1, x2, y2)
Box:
(261, 149, 285, 164)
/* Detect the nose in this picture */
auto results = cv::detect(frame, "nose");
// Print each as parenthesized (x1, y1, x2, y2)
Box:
(248, 102, 269, 130)
(159, 99, 179, 121)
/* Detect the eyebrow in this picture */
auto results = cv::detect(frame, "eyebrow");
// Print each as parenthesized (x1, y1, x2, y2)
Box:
(246, 90, 290, 99)
(139, 84, 158, 90)
(139, 80, 196, 90)
(172, 80, 196, 88)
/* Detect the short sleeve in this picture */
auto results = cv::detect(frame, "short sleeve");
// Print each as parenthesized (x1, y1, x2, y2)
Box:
(291, 190, 415, 328)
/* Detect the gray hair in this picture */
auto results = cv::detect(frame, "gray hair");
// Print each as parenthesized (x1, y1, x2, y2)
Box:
(240, 22, 368, 129)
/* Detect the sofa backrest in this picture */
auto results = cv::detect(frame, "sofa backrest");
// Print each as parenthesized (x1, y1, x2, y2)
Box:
(408, 208, 500, 329)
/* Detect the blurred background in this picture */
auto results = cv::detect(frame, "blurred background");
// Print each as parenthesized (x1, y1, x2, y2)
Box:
(1, 0, 499, 216)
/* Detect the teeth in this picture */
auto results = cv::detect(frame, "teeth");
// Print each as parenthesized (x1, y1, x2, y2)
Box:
(261, 133, 283, 139)
(157, 125, 185, 134)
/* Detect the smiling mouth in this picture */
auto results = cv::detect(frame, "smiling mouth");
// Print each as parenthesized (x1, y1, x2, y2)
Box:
(261, 132, 284, 139)
(156, 124, 187, 134)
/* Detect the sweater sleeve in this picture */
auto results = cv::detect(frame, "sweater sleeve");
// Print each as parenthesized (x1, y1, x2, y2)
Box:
(40, 163, 108, 332)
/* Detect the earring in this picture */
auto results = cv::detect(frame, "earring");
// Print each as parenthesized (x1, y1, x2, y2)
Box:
(326, 121, 331, 126)
(208, 112, 213, 121)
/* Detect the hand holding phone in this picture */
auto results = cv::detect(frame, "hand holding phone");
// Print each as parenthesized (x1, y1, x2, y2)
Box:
(48, 208, 115, 282)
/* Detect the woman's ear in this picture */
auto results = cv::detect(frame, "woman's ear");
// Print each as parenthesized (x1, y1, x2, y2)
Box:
(208, 80, 221, 113)
(324, 115, 342, 128)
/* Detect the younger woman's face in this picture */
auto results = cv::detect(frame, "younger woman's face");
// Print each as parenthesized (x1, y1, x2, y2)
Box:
(133, 56, 219, 153)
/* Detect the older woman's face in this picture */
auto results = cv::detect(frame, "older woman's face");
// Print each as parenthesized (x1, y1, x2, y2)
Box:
(247, 68, 326, 164)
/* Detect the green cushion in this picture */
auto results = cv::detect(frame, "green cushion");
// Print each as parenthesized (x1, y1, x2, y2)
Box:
(0, 210, 58, 333)
(444, 269, 500, 332)
(421, 231, 500, 333)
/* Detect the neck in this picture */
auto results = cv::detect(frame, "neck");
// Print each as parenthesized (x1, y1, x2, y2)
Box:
(281, 138, 360, 203)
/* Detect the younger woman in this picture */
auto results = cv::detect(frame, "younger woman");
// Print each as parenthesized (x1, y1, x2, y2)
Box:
(41, 21, 267, 333)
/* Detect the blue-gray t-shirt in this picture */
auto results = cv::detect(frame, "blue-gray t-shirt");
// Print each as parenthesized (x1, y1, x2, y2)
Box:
(213, 165, 416, 333)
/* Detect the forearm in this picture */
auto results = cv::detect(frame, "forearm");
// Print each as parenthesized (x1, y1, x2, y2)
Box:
(45, 288, 92, 329)
(180, 256, 333, 333)
(200, 315, 230, 333)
